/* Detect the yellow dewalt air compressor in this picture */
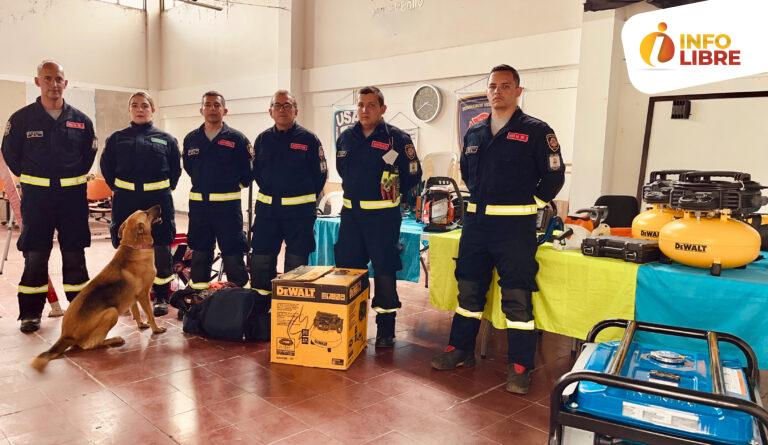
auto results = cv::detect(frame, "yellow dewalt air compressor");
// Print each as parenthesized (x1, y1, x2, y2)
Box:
(658, 171, 767, 276)
(632, 170, 693, 241)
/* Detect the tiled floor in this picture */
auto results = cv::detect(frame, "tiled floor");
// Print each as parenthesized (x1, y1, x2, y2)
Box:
(0, 214, 763, 444)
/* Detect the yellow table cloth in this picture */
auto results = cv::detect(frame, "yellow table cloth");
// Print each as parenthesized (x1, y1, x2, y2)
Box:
(428, 230, 638, 341)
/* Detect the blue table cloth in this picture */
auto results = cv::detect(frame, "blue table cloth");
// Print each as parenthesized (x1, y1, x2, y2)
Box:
(635, 252, 768, 368)
(309, 215, 426, 282)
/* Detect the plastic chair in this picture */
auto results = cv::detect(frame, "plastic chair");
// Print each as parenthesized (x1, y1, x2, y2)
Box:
(593, 195, 639, 228)
(86, 175, 113, 223)
(317, 191, 344, 216)
(421, 151, 459, 181)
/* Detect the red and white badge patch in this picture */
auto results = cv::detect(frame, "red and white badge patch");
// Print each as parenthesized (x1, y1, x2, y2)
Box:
(405, 143, 416, 160)
(506, 132, 529, 142)
(218, 139, 235, 148)
(66, 121, 85, 130)
(290, 142, 308, 151)
(371, 140, 390, 150)
(546, 133, 560, 152)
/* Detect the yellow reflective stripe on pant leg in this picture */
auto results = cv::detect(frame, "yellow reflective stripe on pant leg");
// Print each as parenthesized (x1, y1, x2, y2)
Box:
(505, 319, 535, 330)
(144, 179, 170, 191)
(209, 192, 241, 201)
(189, 281, 210, 290)
(18, 284, 49, 294)
(343, 199, 352, 209)
(455, 306, 483, 319)
(485, 204, 538, 216)
(153, 275, 175, 286)
(189, 192, 203, 201)
(534, 196, 547, 208)
(114, 178, 135, 191)
(372, 307, 398, 314)
(19, 175, 50, 187)
(282, 194, 316, 205)
(60, 175, 87, 187)
(63, 281, 89, 292)
(256, 192, 273, 204)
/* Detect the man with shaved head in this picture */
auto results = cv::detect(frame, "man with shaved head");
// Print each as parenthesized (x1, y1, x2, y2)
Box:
(1, 60, 97, 332)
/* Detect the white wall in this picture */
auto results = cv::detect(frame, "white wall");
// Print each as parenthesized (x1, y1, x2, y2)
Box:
(0, 0, 147, 90)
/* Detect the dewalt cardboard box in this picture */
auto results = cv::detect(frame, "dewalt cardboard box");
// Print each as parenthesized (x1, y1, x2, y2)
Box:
(270, 266, 369, 370)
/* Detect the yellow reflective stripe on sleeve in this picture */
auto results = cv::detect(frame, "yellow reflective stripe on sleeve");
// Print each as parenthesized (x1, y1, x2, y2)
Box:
(63, 281, 89, 292)
(115, 178, 136, 191)
(189, 281, 210, 290)
(343, 199, 352, 209)
(372, 306, 398, 314)
(282, 194, 316, 206)
(455, 306, 483, 319)
(60, 175, 88, 187)
(534, 196, 547, 208)
(253, 288, 271, 296)
(209, 192, 241, 201)
(189, 192, 203, 201)
(484, 204, 538, 216)
(505, 319, 535, 330)
(153, 275, 175, 286)
(144, 179, 170, 191)
(467, 202, 477, 213)
(19, 174, 50, 187)
(256, 192, 273, 204)
(359, 197, 400, 210)
(18, 284, 49, 294)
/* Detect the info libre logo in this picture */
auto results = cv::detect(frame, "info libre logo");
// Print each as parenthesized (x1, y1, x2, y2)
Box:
(639, 22, 741, 67)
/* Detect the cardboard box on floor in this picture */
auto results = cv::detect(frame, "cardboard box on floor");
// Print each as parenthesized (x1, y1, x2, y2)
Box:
(270, 266, 369, 370)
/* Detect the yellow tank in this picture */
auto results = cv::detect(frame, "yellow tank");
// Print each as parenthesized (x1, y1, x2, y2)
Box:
(631, 204, 684, 240)
(658, 211, 761, 274)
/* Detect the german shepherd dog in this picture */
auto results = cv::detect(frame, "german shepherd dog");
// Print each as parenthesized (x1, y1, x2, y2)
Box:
(31, 206, 167, 371)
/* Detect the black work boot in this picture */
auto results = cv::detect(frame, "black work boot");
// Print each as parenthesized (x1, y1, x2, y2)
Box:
(506, 363, 532, 394)
(153, 291, 169, 316)
(375, 312, 396, 348)
(20, 317, 41, 333)
(431, 346, 476, 370)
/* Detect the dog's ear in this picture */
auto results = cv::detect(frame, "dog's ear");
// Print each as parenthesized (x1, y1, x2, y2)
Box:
(118, 220, 128, 239)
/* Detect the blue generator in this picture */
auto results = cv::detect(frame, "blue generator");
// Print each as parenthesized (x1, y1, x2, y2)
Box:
(549, 319, 768, 445)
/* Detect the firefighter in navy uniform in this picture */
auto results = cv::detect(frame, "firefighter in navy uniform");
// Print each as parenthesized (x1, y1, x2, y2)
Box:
(250, 90, 327, 297)
(100, 92, 181, 316)
(0, 61, 96, 333)
(182, 91, 251, 290)
(431, 65, 565, 394)
(335, 86, 422, 348)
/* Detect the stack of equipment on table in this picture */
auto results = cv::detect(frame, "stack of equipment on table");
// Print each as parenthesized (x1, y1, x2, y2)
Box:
(415, 176, 466, 232)
(537, 201, 565, 245)
(552, 206, 611, 251)
(549, 319, 768, 445)
(170, 283, 271, 341)
(659, 171, 767, 276)
(632, 169, 694, 241)
(581, 235, 661, 263)
(270, 266, 369, 370)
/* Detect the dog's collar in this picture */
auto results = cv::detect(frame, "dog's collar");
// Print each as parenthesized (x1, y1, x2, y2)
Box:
(121, 243, 154, 250)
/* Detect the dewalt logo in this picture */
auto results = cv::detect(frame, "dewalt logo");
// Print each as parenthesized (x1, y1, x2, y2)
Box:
(674, 242, 707, 253)
(641, 230, 659, 238)
(276, 286, 316, 298)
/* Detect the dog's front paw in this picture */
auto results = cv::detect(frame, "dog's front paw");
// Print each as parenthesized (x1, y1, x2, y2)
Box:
(137, 321, 150, 330)
(152, 326, 167, 334)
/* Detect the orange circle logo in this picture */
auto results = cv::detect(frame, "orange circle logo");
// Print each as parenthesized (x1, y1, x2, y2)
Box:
(640, 22, 676, 66)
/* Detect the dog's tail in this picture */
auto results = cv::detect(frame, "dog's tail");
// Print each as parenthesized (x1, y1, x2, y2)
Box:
(30, 337, 76, 372)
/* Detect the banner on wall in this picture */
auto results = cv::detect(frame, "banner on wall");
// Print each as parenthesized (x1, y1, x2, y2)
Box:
(332, 107, 357, 153)
(457, 94, 490, 148)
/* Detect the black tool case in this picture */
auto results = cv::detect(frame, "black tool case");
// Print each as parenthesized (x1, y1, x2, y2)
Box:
(581, 235, 660, 263)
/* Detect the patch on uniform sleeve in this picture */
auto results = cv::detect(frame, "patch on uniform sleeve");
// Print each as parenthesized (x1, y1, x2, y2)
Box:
(337, 150, 348, 158)
(320, 161, 327, 173)
(405, 143, 416, 160)
(4, 121, 10, 137)
(247, 143, 254, 159)
(318, 146, 325, 160)
(548, 154, 561, 171)
(409, 160, 418, 175)
(546, 133, 560, 152)
(91, 137, 98, 152)
(465, 145, 478, 155)
(188, 147, 200, 156)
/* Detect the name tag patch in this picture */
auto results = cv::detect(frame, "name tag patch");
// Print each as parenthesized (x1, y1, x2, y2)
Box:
(290, 142, 308, 151)
(409, 160, 418, 175)
(371, 140, 390, 150)
(337, 150, 348, 158)
(188, 148, 200, 156)
(150, 137, 167, 145)
(26, 131, 43, 138)
(506, 132, 529, 142)
(218, 139, 235, 148)
(465, 145, 478, 155)
(66, 121, 85, 130)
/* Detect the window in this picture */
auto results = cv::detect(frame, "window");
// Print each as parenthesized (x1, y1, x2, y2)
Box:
(96, 0, 145, 9)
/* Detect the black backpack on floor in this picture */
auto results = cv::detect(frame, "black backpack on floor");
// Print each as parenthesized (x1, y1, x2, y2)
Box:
(171, 287, 270, 341)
